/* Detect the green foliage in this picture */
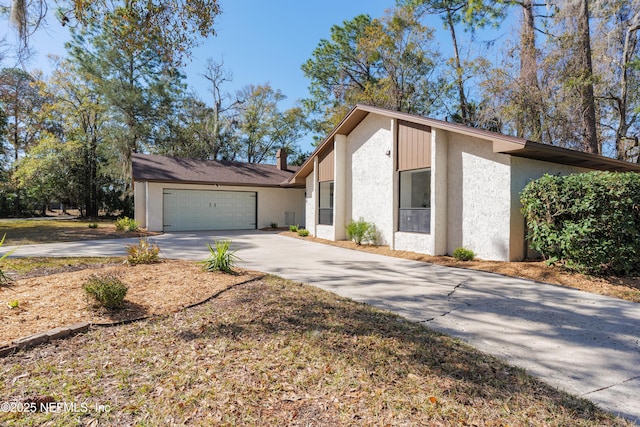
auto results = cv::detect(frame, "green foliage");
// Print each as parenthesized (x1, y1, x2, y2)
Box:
(289, 225, 299, 232)
(297, 229, 310, 237)
(126, 239, 160, 265)
(7, 299, 19, 309)
(521, 171, 640, 275)
(270, 222, 279, 229)
(83, 274, 128, 309)
(346, 218, 379, 245)
(452, 247, 475, 261)
(115, 216, 138, 232)
(0, 234, 15, 285)
(88, 223, 99, 229)
(201, 241, 239, 273)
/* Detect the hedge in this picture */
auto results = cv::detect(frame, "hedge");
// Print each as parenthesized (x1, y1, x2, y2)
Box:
(520, 171, 640, 275)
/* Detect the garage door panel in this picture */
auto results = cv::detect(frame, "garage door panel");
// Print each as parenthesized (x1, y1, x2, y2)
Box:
(163, 190, 256, 232)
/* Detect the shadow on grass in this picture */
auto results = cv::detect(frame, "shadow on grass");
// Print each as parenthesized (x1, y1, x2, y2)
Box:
(186, 276, 623, 425)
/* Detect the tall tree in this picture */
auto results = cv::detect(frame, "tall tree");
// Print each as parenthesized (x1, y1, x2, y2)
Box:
(233, 84, 305, 163)
(6, 0, 220, 65)
(67, 17, 185, 176)
(0, 67, 44, 162)
(302, 10, 443, 138)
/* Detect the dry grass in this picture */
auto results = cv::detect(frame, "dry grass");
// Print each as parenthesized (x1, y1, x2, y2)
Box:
(0, 218, 156, 245)
(0, 276, 632, 426)
(283, 232, 640, 303)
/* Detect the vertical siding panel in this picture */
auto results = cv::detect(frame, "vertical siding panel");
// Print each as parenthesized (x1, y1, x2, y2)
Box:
(318, 144, 334, 182)
(397, 120, 431, 171)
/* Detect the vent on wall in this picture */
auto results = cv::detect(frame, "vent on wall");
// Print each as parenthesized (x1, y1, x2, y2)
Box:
(284, 212, 295, 226)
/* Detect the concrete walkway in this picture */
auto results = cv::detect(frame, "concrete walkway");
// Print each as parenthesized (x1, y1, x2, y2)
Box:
(5, 230, 640, 423)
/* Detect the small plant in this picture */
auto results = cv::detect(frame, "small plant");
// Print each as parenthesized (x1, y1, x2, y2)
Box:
(0, 234, 15, 285)
(88, 223, 99, 229)
(346, 218, 376, 245)
(270, 222, 279, 229)
(125, 238, 160, 265)
(115, 217, 138, 232)
(83, 274, 128, 309)
(452, 247, 475, 261)
(201, 240, 239, 273)
(7, 300, 19, 309)
(297, 229, 310, 237)
(289, 225, 299, 232)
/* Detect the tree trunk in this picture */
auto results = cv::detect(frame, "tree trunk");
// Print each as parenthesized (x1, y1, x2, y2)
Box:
(518, 0, 543, 141)
(576, 0, 599, 154)
(446, 10, 469, 125)
(615, 19, 640, 160)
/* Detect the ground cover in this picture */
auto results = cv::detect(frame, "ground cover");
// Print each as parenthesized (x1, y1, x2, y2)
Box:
(1, 259, 261, 346)
(0, 218, 155, 245)
(0, 275, 632, 426)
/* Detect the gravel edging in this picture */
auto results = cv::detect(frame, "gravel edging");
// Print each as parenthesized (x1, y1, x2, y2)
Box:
(0, 274, 266, 357)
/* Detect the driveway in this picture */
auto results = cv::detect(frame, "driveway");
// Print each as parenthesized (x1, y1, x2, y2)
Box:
(5, 230, 640, 423)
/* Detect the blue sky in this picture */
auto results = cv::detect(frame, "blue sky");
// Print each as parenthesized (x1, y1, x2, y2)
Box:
(2, 0, 508, 153)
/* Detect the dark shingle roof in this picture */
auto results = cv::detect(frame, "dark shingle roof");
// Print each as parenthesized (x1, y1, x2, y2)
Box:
(131, 153, 299, 187)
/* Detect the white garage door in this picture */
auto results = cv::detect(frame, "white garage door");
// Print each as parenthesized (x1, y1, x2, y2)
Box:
(163, 189, 257, 231)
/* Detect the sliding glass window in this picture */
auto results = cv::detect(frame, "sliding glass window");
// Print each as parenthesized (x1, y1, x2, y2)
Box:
(398, 168, 431, 233)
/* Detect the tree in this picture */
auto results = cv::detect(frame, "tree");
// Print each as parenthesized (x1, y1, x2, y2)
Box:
(0, 67, 45, 162)
(67, 17, 186, 177)
(233, 84, 305, 163)
(302, 10, 444, 139)
(6, 0, 220, 67)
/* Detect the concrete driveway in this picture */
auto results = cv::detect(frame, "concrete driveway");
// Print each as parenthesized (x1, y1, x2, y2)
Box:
(5, 230, 640, 423)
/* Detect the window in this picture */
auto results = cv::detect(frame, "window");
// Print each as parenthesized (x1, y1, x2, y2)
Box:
(398, 168, 431, 233)
(319, 181, 334, 225)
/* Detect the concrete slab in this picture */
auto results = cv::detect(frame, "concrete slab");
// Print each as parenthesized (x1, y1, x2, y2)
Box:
(3, 230, 640, 423)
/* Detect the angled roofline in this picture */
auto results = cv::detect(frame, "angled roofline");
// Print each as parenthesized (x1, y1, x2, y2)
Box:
(288, 104, 640, 185)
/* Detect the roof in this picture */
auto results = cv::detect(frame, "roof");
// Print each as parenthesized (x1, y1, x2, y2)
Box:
(131, 153, 300, 187)
(288, 104, 640, 185)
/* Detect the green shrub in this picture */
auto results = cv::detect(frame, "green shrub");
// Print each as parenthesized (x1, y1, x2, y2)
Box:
(297, 229, 310, 237)
(289, 224, 299, 232)
(115, 217, 138, 232)
(201, 240, 239, 273)
(452, 247, 475, 261)
(83, 274, 128, 309)
(270, 222, 279, 229)
(0, 234, 15, 285)
(521, 171, 640, 275)
(346, 218, 378, 245)
(88, 223, 99, 229)
(126, 239, 160, 265)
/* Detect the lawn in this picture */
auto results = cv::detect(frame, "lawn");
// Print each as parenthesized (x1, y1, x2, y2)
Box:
(0, 218, 153, 245)
(0, 275, 632, 426)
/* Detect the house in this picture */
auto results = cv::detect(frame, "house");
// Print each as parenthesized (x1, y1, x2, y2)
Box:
(132, 104, 640, 261)
(132, 150, 305, 232)
(287, 104, 640, 261)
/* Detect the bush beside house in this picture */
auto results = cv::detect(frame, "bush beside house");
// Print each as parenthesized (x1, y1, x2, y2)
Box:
(521, 171, 640, 275)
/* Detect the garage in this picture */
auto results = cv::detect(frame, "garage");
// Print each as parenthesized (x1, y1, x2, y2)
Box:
(163, 189, 256, 231)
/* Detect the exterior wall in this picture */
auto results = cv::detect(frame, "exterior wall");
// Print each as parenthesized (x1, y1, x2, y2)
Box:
(509, 156, 589, 260)
(305, 172, 316, 236)
(346, 113, 394, 245)
(446, 132, 512, 261)
(141, 181, 305, 232)
(134, 181, 148, 229)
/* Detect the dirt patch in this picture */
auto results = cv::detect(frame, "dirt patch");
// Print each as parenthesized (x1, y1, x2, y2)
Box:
(282, 231, 640, 303)
(0, 260, 261, 346)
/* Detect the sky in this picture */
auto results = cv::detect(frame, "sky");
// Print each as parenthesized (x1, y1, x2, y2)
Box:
(1, 0, 508, 154)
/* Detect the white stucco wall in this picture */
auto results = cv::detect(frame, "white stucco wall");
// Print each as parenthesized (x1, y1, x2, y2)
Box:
(346, 113, 394, 245)
(141, 181, 305, 232)
(509, 156, 590, 260)
(305, 173, 316, 236)
(134, 181, 147, 229)
(446, 133, 513, 261)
